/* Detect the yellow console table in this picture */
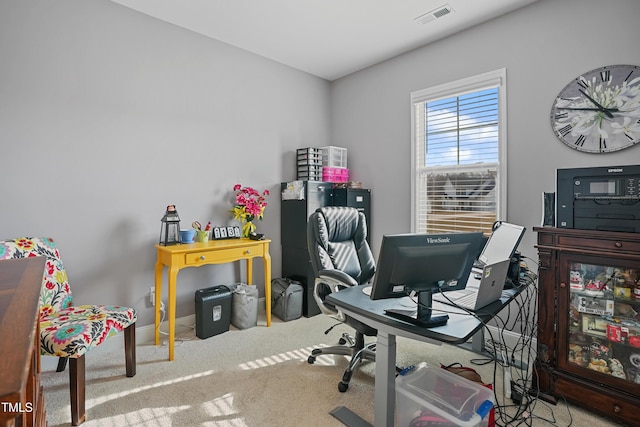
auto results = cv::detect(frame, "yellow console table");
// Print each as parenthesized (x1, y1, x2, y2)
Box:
(154, 238, 272, 360)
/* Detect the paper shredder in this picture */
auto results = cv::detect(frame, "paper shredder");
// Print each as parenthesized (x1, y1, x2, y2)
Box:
(195, 285, 232, 339)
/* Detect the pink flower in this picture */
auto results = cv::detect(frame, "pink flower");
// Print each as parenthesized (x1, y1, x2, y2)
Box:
(232, 184, 269, 223)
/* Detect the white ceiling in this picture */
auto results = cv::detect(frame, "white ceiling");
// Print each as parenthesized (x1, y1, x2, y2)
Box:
(109, 0, 539, 81)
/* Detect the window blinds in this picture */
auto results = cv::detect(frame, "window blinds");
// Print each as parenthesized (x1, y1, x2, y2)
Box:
(414, 86, 501, 235)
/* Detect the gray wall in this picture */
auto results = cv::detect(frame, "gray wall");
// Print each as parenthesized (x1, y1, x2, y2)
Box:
(0, 0, 331, 326)
(2, 0, 640, 330)
(331, 0, 640, 264)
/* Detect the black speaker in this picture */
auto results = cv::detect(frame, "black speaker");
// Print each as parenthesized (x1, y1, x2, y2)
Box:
(542, 192, 555, 227)
(508, 252, 522, 283)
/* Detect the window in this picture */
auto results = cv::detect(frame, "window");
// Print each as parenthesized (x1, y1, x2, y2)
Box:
(411, 69, 507, 235)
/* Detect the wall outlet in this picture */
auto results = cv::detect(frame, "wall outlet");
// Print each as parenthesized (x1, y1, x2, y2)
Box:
(149, 286, 155, 305)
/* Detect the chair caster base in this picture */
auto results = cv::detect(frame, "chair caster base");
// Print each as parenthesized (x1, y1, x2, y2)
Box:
(339, 370, 353, 392)
(308, 355, 316, 364)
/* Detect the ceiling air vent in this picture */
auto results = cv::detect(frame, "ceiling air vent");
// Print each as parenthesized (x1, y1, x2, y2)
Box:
(414, 4, 454, 25)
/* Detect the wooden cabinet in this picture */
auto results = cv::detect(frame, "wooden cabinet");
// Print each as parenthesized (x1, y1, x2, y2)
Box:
(0, 257, 47, 427)
(534, 227, 640, 427)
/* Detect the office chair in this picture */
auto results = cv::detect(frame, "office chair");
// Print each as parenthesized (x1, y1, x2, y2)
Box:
(0, 237, 136, 425)
(306, 206, 377, 392)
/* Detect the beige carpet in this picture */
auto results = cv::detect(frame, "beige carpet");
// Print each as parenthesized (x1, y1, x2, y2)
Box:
(41, 310, 620, 427)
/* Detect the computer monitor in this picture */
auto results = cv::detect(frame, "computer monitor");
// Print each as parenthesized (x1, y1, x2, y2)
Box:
(370, 232, 485, 327)
(477, 222, 526, 266)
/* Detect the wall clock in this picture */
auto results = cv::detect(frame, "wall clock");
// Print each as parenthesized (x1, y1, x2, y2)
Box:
(550, 64, 640, 153)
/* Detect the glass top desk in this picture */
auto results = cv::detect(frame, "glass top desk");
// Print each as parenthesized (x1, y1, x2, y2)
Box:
(326, 283, 526, 427)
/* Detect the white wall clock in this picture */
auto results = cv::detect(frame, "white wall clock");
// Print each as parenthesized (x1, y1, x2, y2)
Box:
(550, 64, 640, 153)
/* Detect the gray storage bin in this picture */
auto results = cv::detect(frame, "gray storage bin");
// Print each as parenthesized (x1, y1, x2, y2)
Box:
(231, 282, 259, 329)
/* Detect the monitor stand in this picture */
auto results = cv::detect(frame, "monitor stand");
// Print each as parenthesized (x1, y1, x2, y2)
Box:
(384, 290, 449, 328)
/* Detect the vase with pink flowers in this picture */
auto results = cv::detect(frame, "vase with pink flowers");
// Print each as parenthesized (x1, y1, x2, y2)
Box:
(231, 184, 269, 237)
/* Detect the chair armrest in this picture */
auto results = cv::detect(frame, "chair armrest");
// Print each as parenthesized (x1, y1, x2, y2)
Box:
(313, 270, 359, 319)
(318, 269, 358, 287)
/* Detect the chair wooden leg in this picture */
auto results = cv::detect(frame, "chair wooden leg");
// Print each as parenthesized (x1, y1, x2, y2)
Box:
(69, 356, 86, 426)
(124, 323, 136, 377)
(56, 356, 68, 372)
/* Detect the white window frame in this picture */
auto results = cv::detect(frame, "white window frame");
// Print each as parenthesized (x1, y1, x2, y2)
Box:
(410, 68, 507, 233)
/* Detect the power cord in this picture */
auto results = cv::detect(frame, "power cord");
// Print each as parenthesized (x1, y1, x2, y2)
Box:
(154, 299, 197, 345)
(155, 300, 167, 335)
(439, 258, 574, 427)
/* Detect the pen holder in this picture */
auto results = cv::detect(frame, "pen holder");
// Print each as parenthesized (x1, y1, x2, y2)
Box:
(196, 230, 210, 243)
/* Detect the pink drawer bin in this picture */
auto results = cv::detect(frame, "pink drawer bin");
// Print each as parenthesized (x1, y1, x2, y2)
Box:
(322, 167, 349, 183)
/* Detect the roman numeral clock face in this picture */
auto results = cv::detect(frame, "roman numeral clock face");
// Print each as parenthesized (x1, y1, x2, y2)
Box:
(551, 64, 640, 153)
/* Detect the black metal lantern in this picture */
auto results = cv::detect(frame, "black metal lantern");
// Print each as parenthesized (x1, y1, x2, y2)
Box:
(159, 204, 181, 246)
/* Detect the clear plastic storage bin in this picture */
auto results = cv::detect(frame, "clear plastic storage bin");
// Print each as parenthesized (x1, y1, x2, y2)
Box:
(320, 146, 347, 168)
(396, 364, 495, 427)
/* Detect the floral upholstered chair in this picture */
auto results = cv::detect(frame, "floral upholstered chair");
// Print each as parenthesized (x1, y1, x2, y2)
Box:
(0, 237, 136, 426)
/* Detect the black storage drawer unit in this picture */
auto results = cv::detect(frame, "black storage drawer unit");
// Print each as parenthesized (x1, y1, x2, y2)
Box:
(195, 285, 232, 339)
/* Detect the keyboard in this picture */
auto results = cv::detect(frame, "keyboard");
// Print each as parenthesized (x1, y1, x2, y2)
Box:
(454, 292, 478, 309)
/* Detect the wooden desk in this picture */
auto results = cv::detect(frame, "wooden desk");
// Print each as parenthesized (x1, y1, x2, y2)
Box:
(154, 238, 272, 360)
(0, 257, 46, 427)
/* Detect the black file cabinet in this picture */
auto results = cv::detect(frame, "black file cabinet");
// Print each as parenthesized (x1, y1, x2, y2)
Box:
(280, 182, 371, 317)
(332, 188, 371, 244)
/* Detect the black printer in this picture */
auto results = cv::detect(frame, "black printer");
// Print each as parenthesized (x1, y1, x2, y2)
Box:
(556, 164, 640, 233)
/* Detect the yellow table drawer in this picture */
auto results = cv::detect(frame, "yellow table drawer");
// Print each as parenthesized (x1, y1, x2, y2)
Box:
(185, 245, 264, 265)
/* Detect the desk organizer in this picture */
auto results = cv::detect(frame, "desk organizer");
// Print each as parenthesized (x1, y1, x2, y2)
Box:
(396, 364, 495, 427)
(296, 147, 323, 180)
